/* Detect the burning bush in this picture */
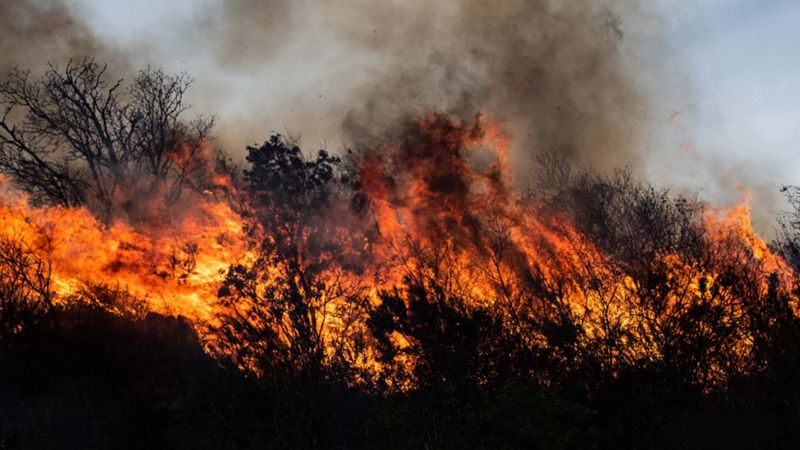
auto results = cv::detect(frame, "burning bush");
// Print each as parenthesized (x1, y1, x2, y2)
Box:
(1, 63, 800, 448)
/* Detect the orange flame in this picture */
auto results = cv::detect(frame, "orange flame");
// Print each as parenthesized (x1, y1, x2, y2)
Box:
(0, 115, 796, 386)
(0, 176, 249, 322)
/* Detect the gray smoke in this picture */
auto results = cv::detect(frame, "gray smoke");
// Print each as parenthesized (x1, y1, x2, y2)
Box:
(328, 0, 656, 174)
(13, 1, 778, 231)
(192, 0, 294, 70)
(0, 0, 128, 75)
(166, 0, 660, 179)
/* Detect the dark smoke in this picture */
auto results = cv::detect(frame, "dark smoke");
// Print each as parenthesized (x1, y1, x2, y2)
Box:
(12, 1, 772, 231)
(331, 0, 654, 176)
(169, 0, 659, 181)
(0, 0, 126, 75)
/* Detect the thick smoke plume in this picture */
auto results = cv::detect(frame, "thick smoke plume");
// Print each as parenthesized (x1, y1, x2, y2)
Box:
(332, 0, 652, 174)
(7, 1, 757, 228)
(172, 0, 657, 180)
(2, 0, 658, 175)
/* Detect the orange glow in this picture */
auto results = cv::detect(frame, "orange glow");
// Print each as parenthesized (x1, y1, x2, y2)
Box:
(0, 175, 249, 322)
(1, 115, 796, 385)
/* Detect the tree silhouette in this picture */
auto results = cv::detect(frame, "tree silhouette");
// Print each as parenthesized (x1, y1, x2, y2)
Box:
(0, 59, 218, 223)
(0, 231, 54, 342)
(214, 135, 371, 374)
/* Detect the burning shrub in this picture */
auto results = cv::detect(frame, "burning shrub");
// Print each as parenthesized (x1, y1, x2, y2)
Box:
(211, 135, 373, 379)
(1, 61, 800, 448)
(0, 231, 54, 341)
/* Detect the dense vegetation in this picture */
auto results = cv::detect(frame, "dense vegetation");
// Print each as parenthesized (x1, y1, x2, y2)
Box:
(2, 61, 800, 449)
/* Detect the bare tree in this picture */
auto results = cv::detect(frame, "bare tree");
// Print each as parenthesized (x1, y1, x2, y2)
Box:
(0, 59, 216, 223)
(776, 186, 800, 271)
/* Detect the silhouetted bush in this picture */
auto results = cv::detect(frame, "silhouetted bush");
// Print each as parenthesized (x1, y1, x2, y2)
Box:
(4, 63, 800, 448)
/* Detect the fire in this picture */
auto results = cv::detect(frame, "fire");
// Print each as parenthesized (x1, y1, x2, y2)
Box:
(352, 114, 799, 383)
(0, 176, 249, 322)
(1, 114, 796, 386)
(706, 202, 794, 281)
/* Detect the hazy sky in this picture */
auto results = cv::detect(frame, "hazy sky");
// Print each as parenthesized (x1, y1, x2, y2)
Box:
(63, 0, 800, 231)
(663, 0, 800, 214)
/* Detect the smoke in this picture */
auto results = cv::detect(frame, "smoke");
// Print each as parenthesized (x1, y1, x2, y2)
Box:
(11, 0, 780, 231)
(0, 0, 128, 75)
(192, 0, 294, 70)
(160, 0, 660, 182)
(327, 0, 657, 175)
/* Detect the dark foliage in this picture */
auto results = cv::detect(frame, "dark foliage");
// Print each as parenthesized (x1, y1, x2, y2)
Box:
(209, 135, 375, 447)
(365, 378, 600, 450)
(0, 233, 55, 342)
(0, 303, 373, 450)
(3, 63, 800, 448)
(4, 139, 800, 448)
(1, 305, 249, 449)
(368, 280, 528, 392)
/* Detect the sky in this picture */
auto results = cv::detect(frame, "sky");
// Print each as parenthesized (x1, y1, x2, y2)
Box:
(49, 0, 800, 232)
(658, 0, 800, 223)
